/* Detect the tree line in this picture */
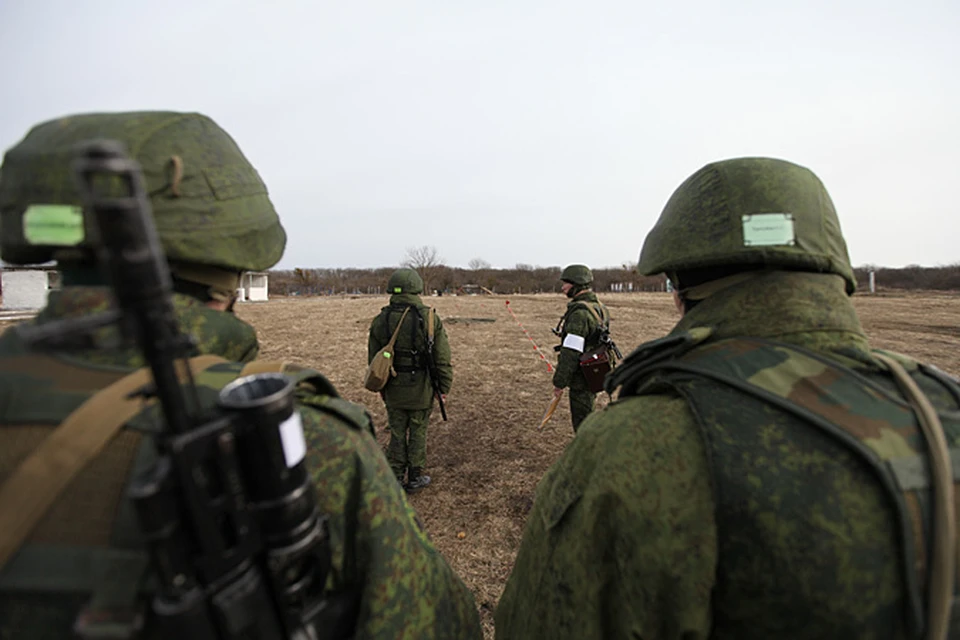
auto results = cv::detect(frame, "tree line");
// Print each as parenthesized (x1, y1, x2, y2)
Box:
(269, 264, 670, 296)
(853, 264, 960, 292)
(266, 246, 960, 296)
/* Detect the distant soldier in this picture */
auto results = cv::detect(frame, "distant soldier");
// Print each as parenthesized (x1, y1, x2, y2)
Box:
(0, 111, 481, 639)
(369, 268, 453, 491)
(496, 157, 960, 639)
(552, 264, 613, 432)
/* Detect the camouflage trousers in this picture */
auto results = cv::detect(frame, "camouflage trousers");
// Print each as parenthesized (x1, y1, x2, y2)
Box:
(386, 407, 432, 480)
(569, 375, 595, 433)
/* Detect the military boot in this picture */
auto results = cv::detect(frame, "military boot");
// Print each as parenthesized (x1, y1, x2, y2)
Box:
(405, 467, 431, 492)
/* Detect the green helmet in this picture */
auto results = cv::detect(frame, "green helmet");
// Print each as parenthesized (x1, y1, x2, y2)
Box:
(0, 111, 286, 273)
(638, 157, 856, 294)
(388, 268, 423, 294)
(560, 264, 593, 286)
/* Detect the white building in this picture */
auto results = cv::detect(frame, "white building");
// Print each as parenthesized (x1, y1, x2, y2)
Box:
(238, 271, 269, 302)
(0, 266, 55, 310)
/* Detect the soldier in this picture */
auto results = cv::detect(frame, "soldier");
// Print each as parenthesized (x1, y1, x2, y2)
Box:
(496, 157, 960, 639)
(369, 268, 453, 492)
(0, 111, 481, 640)
(552, 264, 612, 432)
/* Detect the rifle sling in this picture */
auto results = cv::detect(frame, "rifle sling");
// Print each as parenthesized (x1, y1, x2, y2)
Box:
(0, 354, 226, 570)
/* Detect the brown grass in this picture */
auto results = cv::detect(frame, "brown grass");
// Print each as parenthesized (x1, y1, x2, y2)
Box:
(236, 290, 960, 638)
(3, 290, 959, 639)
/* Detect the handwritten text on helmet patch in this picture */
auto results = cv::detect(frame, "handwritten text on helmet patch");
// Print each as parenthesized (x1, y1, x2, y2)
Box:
(742, 213, 796, 247)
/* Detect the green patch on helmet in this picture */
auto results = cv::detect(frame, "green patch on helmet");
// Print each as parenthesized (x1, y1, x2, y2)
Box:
(742, 213, 796, 247)
(638, 157, 856, 295)
(23, 204, 84, 246)
(388, 268, 424, 294)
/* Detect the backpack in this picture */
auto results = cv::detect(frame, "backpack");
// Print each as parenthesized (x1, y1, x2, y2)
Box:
(363, 307, 410, 392)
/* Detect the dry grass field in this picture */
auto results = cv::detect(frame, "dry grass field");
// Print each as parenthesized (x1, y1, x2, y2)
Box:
(237, 290, 960, 638)
(2, 290, 958, 638)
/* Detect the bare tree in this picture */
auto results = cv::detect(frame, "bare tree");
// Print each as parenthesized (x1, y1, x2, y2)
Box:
(468, 257, 492, 270)
(401, 245, 446, 294)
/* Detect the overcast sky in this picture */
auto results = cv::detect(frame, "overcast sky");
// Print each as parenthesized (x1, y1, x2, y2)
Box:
(1, 0, 957, 271)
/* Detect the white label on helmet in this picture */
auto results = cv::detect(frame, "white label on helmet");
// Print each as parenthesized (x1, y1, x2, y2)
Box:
(563, 334, 586, 352)
(279, 411, 307, 468)
(742, 213, 796, 246)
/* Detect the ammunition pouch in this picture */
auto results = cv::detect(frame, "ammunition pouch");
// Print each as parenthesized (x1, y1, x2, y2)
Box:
(579, 344, 613, 393)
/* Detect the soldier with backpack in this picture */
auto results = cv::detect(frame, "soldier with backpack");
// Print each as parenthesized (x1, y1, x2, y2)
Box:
(368, 268, 453, 492)
(0, 111, 481, 640)
(496, 157, 960, 639)
(551, 264, 617, 432)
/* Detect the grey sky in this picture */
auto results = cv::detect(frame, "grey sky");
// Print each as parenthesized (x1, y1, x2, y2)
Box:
(1, 0, 957, 271)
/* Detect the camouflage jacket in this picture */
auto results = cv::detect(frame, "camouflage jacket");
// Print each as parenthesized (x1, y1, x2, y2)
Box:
(368, 293, 453, 411)
(496, 271, 960, 640)
(552, 290, 607, 390)
(0, 287, 481, 640)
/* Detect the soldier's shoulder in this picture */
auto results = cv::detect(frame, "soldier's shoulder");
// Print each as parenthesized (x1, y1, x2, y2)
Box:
(534, 393, 707, 530)
(193, 359, 375, 436)
(583, 393, 700, 452)
(281, 365, 376, 436)
(556, 394, 701, 485)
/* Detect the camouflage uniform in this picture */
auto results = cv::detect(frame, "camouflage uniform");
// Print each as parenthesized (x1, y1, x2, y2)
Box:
(553, 264, 609, 432)
(368, 268, 453, 490)
(0, 112, 481, 640)
(496, 158, 960, 639)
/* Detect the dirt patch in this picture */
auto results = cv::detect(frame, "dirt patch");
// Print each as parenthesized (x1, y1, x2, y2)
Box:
(3, 290, 959, 639)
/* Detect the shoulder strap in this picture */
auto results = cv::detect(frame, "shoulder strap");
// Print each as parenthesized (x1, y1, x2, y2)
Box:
(0, 353, 226, 570)
(875, 352, 957, 640)
(574, 300, 605, 326)
(386, 307, 411, 350)
(428, 307, 435, 342)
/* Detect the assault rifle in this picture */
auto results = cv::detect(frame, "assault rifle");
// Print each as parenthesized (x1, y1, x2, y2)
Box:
(427, 355, 449, 422)
(600, 326, 624, 363)
(16, 140, 358, 639)
(415, 307, 448, 422)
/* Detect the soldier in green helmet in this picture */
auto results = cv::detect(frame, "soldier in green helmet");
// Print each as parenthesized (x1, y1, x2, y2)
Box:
(552, 263, 612, 432)
(0, 111, 481, 639)
(368, 268, 453, 491)
(496, 157, 960, 639)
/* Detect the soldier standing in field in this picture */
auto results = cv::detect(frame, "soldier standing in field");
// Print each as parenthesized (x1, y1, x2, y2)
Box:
(496, 157, 960, 639)
(0, 111, 481, 640)
(369, 268, 453, 492)
(552, 264, 613, 432)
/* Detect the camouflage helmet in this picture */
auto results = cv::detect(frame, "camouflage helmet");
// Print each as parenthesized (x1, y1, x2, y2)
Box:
(388, 268, 424, 294)
(638, 157, 856, 294)
(0, 111, 286, 275)
(560, 264, 593, 286)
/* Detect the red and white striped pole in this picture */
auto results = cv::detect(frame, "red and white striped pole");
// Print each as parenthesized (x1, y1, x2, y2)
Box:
(504, 299, 554, 372)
